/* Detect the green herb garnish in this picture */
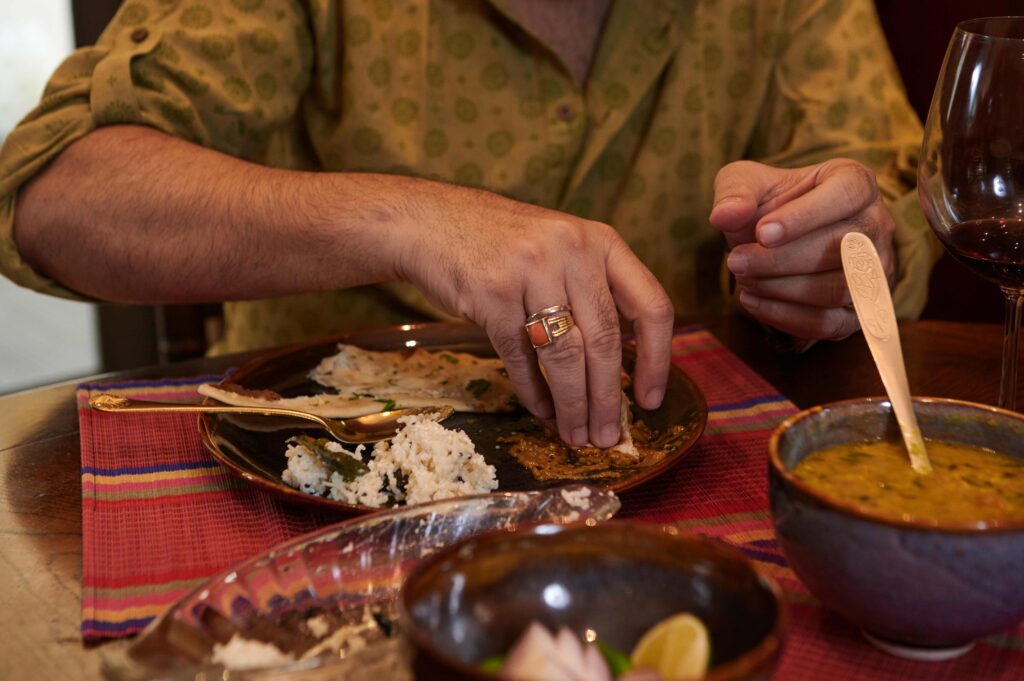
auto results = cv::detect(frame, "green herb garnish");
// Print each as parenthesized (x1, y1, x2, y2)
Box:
(478, 655, 504, 675)
(291, 435, 368, 481)
(376, 398, 397, 412)
(596, 640, 632, 676)
(841, 451, 871, 465)
(440, 353, 459, 364)
(466, 378, 491, 398)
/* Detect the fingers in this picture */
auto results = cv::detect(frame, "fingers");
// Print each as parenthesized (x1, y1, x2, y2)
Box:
(605, 239, 674, 411)
(735, 271, 852, 308)
(522, 285, 593, 450)
(709, 159, 898, 342)
(564, 278, 624, 450)
(710, 161, 798, 247)
(486, 320, 554, 421)
(728, 203, 897, 278)
(514, 225, 671, 450)
(754, 160, 885, 247)
(525, 247, 626, 450)
(738, 292, 862, 341)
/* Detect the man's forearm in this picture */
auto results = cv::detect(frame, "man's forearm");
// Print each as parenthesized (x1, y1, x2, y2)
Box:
(14, 125, 423, 304)
(14, 125, 678, 448)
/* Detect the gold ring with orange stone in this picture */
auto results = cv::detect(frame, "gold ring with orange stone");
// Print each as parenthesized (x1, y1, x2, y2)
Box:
(524, 304, 575, 348)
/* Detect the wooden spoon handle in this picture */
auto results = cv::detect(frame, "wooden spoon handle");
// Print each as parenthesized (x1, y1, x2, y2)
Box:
(841, 233, 932, 474)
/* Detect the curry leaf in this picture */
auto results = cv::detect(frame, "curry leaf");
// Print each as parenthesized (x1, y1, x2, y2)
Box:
(291, 435, 368, 481)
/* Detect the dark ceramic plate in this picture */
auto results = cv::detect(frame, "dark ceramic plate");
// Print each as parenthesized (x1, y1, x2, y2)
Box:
(199, 322, 707, 513)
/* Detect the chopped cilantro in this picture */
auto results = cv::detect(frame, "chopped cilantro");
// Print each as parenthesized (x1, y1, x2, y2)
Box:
(376, 398, 397, 412)
(440, 353, 459, 364)
(466, 378, 491, 398)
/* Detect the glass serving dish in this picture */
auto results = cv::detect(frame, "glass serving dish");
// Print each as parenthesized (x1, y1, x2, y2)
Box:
(101, 485, 619, 681)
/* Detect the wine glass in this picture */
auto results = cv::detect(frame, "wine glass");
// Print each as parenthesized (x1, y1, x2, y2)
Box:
(919, 16, 1024, 411)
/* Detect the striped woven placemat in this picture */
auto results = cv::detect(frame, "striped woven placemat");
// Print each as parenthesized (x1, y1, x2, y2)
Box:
(77, 327, 1024, 679)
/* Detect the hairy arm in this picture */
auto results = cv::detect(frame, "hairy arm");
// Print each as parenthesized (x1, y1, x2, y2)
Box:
(15, 125, 424, 304)
(14, 124, 673, 449)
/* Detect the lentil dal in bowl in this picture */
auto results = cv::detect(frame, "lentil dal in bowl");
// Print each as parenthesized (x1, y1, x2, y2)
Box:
(769, 397, 1024, 659)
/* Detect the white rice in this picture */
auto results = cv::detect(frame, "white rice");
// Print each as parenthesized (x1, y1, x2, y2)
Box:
(281, 414, 496, 508)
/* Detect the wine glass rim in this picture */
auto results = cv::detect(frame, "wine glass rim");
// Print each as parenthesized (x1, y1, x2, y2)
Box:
(956, 16, 1024, 40)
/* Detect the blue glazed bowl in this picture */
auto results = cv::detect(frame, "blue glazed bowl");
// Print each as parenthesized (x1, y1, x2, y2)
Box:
(769, 397, 1024, 655)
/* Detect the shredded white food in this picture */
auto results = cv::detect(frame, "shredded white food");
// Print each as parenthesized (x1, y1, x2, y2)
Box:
(210, 634, 295, 670)
(306, 614, 331, 639)
(301, 607, 380, 660)
(281, 414, 497, 508)
(560, 487, 592, 510)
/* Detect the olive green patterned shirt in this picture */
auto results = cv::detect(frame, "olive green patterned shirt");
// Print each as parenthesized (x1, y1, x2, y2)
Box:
(0, 0, 938, 354)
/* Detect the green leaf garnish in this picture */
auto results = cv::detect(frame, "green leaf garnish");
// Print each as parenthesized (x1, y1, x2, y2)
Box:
(478, 655, 504, 674)
(440, 353, 459, 364)
(376, 398, 397, 412)
(596, 640, 632, 676)
(465, 378, 491, 398)
(291, 435, 368, 481)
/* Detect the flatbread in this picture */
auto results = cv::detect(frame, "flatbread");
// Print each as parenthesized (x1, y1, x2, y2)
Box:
(198, 344, 518, 418)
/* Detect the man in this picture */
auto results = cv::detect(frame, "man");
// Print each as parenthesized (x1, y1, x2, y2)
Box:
(0, 0, 937, 448)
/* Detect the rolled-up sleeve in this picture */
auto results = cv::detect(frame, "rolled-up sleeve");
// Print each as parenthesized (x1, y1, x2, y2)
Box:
(747, 0, 941, 319)
(0, 0, 315, 299)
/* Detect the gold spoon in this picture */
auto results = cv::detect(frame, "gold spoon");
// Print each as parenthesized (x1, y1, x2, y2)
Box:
(840, 233, 932, 474)
(88, 393, 455, 445)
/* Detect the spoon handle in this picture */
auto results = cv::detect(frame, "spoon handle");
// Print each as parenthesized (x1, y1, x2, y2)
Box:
(841, 233, 932, 474)
(89, 393, 328, 423)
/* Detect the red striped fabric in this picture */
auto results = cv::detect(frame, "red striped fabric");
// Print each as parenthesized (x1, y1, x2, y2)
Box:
(78, 327, 1024, 678)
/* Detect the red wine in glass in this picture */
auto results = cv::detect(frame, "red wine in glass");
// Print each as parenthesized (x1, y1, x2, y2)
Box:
(919, 17, 1024, 410)
(944, 218, 1024, 290)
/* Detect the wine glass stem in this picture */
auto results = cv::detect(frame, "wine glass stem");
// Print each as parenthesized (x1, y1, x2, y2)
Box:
(999, 289, 1023, 411)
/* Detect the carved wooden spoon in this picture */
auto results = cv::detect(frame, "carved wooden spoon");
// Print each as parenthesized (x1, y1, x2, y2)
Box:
(841, 232, 932, 474)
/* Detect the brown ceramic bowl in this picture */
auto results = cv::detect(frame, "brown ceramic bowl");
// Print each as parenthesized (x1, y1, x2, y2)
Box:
(769, 397, 1024, 659)
(399, 522, 785, 681)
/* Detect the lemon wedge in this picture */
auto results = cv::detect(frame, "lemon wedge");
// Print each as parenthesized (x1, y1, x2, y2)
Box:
(629, 613, 710, 680)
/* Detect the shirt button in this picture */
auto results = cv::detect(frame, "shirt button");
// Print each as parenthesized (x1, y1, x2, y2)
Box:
(131, 28, 149, 43)
(556, 104, 575, 121)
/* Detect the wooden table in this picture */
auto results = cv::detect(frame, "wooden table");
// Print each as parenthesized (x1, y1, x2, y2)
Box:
(0, 316, 1007, 680)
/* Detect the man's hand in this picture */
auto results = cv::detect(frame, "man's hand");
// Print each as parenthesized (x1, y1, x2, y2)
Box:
(396, 186, 674, 449)
(709, 159, 897, 341)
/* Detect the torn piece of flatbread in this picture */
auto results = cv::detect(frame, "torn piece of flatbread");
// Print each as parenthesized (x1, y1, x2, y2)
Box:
(198, 344, 518, 418)
(536, 391, 639, 459)
(609, 393, 639, 458)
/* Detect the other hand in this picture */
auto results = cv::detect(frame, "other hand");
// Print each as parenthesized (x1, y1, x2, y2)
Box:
(709, 159, 897, 341)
